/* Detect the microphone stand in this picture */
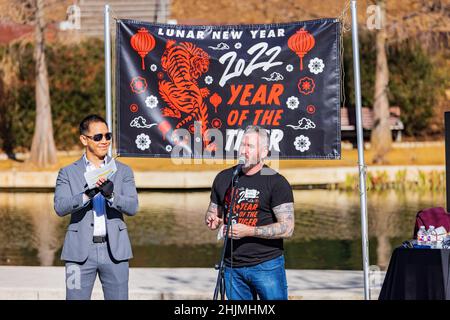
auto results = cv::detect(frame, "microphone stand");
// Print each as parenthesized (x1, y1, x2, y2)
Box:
(213, 169, 241, 300)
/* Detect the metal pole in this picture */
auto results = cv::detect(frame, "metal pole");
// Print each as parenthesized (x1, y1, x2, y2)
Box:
(445, 112, 450, 212)
(351, 0, 370, 300)
(104, 4, 113, 157)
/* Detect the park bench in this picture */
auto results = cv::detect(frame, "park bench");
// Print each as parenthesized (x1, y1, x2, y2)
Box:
(341, 106, 404, 144)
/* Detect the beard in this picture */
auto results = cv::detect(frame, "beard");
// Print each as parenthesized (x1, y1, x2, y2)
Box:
(242, 156, 262, 170)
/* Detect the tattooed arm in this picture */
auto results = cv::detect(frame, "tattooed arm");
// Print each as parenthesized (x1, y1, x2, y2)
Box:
(254, 202, 295, 239)
(205, 201, 224, 230)
(226, 202, 295, 239)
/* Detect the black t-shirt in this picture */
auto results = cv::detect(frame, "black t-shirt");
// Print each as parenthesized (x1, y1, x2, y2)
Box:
(210, 165, 294, 267)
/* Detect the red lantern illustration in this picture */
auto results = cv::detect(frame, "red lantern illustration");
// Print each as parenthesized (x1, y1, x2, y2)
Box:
(288, 28, 315, 71)
(130, 27, 156, 70)
(209, 93, 222, 113)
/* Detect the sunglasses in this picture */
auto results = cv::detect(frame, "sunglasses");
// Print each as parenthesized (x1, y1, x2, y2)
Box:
(84, 132, 112, 142)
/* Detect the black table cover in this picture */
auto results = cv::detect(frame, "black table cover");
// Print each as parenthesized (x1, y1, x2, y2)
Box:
(379, 247, 450, 300)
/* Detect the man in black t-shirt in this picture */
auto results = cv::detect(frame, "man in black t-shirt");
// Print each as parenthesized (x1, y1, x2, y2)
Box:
(205, 125, 295, 300)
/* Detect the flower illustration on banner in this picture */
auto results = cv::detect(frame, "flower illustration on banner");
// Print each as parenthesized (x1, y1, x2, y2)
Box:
(294, 135, 311, 152)
(130, 76, 147, 94)
(129, 104, 139, 113)
(306, 105, 316, 114)
(135, 133, 151, 151)
(308, 57, 325, 74)
(298, 77, 315, 95)
(234, 42, 242, 49)
(211, 118, 222, 128)
(286, 64, 294, 72)
(205, 75, 213, 85)
(150, 64, 157, 72)
(286, 96, 300, 110)
(165, 145, 173, 152)
(145, 95, 158, 109)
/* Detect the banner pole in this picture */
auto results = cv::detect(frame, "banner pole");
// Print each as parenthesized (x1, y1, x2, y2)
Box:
(445, 112, 450, 212)
(351, 0, 370, 300)
(104, 4, 113, 157)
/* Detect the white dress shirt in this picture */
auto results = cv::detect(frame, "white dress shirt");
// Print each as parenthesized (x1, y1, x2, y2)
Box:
(83, 155, 109, 237)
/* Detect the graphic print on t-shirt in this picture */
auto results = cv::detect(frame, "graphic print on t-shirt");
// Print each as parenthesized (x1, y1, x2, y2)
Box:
(224, 186, 261, 227)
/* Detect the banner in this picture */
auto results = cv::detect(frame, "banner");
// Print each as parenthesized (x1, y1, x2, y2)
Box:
(116, 19, 341, 159)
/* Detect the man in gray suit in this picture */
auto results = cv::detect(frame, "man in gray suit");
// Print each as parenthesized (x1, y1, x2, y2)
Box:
(54, 114, 138, 300)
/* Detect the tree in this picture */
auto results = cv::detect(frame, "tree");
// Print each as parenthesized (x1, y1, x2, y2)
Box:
(0, 0, 62, 167)
(369, 0, 448, 163)
(28, 0, 57, 167)
(370, 0, 392, 164)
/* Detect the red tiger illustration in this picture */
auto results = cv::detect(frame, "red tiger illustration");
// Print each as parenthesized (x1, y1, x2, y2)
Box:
(159, 40, 211, 145)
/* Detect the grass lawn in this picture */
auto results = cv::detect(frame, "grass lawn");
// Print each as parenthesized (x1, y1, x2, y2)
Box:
(0, 144, 445, 172)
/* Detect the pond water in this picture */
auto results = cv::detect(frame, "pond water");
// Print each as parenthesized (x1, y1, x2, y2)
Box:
(0, 189, 445, 270)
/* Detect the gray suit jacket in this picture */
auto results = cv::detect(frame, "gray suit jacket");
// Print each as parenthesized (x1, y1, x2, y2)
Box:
(54, 156, 139, 262)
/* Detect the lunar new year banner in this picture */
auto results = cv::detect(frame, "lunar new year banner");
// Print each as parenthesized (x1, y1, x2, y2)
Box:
(116, 19, 341, 159)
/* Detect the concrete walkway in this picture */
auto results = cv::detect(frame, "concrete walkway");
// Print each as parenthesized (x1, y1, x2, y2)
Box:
(0, 266, 384, 300)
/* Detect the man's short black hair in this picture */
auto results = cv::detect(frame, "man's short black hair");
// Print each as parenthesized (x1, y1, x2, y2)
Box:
(79, 114, 108, 135)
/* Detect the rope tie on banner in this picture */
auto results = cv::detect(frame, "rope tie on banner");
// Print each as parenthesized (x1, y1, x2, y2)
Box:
(104, 5, 119, 158)
(339, 0, 352, 34)
(109, 6, 120, 21)
(109, 11, 117, 159)
(338, 0, 352, 116)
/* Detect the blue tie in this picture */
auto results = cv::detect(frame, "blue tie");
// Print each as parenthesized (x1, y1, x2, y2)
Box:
(92, 193, 106, 216)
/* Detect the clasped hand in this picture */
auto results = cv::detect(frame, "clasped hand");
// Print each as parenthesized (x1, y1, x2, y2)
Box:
(84, 177, 114, 199)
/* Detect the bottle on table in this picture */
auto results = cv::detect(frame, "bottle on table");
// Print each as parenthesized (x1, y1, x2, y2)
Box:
(428, 225, 437, 248)
(417, 226, 427, 245)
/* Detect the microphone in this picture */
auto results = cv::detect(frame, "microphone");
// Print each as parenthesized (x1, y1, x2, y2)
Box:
(233, 156, 245, 177)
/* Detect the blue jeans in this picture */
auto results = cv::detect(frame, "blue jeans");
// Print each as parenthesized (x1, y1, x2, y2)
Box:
(224, 255, 288, 300)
